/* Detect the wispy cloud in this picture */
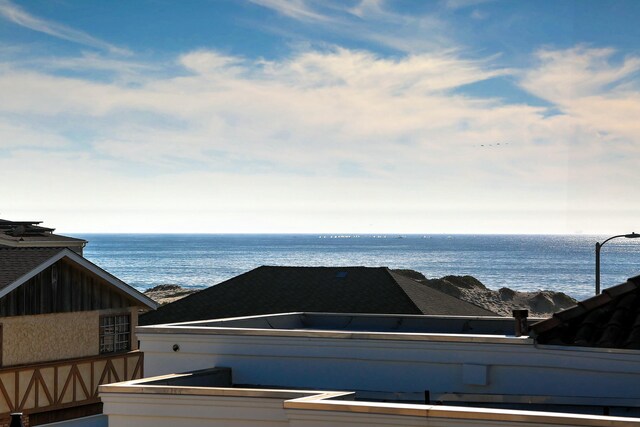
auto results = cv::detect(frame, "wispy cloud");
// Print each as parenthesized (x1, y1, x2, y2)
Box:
(0, 119, 69, 149)
(0, 47, 562, 190)
(442, 0, 496, 10)
(0, 0, 131, 55)
(347, 0, 386, 18)
(2, 1, 639, 234)
(247, 0, 329, 22)
(522, 46, 640, 101)
(1, 52, 154, 84)
(249, 0, 451, 53)
(520, 46, 640, 142)
(2, 38, 639, 232)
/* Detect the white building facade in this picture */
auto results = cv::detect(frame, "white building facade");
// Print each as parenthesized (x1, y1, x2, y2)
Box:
(100, 313, 640, 426)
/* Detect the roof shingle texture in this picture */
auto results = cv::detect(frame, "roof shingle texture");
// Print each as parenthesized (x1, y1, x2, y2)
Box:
(0, 247, 66, 291)
(531, 275, 640, 349)
(140, 266, 495, 325)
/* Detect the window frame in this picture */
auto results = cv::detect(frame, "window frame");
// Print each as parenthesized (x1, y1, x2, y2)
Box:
(99, 313, 131, 354)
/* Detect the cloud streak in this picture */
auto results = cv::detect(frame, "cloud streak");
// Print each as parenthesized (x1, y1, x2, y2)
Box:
(0, 47, 570, 196)
(248, 0, 451, 53)
(521, 46, 640, 142)
(442, 0, 496, 10)
(248, 0, 330, 22)
(1, 19, 639, 233)
(0, 0, 130, 55)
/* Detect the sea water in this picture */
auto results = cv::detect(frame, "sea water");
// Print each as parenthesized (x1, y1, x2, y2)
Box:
(77, 234, 640, 300)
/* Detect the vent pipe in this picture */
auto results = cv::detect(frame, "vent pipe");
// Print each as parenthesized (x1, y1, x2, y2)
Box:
(10, 413, 24, 427)
(512, 309, 529, 337)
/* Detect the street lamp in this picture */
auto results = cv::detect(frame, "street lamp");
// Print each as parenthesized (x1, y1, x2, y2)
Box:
(595, 232, 640, 295)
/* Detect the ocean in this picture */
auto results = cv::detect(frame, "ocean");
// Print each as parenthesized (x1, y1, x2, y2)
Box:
(77, 234, 640, 301)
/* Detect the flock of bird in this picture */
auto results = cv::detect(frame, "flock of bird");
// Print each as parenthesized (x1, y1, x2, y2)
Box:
(477, 142, 511, 148)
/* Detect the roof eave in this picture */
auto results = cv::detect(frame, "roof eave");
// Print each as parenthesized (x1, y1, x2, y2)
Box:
(0, 248, 158, 310)
(0, 238, 87, 248)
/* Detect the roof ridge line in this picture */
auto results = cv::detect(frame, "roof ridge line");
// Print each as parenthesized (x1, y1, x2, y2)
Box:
(389, 270, 497, 316)
(383, 268, 424, 314)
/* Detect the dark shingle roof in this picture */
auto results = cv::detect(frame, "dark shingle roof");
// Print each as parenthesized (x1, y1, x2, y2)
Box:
(388, 271, 495, 316)
(140, 266, 496, 325)
(0, 247, 66, 291)
(531, 275, 640, 349)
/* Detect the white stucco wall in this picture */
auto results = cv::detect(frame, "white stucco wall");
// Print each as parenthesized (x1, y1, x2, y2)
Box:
(102, 392, 293, 427)
(100, 386, 640, 427)
(285, 407, 638, 427)
(137, 329, 640, 405)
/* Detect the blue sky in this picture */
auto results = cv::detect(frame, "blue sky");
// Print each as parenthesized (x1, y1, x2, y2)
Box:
(1, 0, 639, 233)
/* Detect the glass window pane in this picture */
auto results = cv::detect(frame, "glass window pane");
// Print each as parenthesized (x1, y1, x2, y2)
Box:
(100, 314, 130, 354)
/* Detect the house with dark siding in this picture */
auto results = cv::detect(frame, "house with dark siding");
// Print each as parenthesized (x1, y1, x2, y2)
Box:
(0, 220, 157, 426)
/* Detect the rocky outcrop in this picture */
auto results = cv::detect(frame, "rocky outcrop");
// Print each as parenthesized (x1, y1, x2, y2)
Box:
(144, 284, 199, 305)
(393, 270, 577, 318)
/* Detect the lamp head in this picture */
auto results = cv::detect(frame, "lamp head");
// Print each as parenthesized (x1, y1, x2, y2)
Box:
(624, 232, 640, 238)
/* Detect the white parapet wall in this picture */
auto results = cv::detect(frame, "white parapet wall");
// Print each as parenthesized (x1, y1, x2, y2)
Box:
(284, 397, 640, 427)
(100, 380, 352, 427)
(136, 320, 640, 406)
(99, 375, 640, 427)
(103, 393, 290, 427)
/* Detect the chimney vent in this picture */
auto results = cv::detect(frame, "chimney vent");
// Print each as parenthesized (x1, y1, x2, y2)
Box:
(512, 309, 529, 337)
(10, 413, 24, 427)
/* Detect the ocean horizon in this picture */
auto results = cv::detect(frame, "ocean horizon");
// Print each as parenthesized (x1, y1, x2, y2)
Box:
(76, 233, 640, 301)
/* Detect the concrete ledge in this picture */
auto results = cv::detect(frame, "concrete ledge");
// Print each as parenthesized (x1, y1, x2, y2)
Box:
(285, 397, 640, 426)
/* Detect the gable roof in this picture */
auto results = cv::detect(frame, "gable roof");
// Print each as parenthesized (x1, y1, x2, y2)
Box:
(140, 266, 496, 325)
(0, 247, 67, 291)
(530, 275, 640, 349)
(0, 247, 157, 310)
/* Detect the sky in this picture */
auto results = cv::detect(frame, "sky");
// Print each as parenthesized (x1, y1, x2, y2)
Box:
(1, 0, 639, 234)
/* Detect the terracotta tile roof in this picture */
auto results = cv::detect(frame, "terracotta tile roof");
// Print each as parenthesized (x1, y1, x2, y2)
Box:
(530, 275, 640, 349)
(0, 247, 66, 291)
(140, 266, 496, 325)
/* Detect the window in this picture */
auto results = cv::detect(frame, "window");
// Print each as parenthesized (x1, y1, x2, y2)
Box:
(100, 314, 130, 353)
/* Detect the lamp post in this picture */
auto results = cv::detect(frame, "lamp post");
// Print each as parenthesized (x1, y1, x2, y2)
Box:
(595, 232, 640, 295)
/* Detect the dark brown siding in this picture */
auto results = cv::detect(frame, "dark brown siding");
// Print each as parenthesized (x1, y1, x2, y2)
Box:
(0, 260, 133, 317)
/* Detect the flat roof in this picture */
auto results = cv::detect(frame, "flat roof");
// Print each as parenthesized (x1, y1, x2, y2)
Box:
(100, 368, 640, 425)
(138, 312, 538, 344)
